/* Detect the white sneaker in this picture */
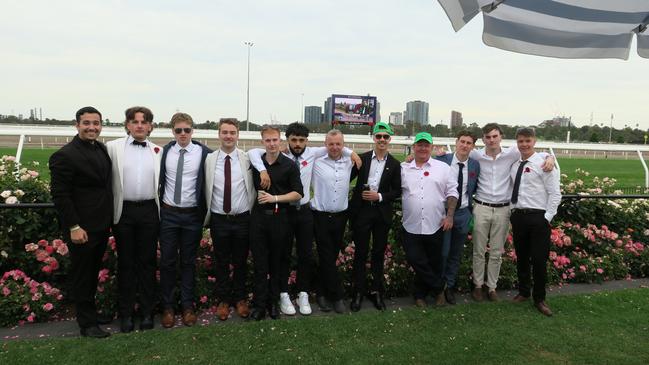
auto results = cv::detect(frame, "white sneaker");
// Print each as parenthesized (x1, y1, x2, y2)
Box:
(279, 292, 296, 315)
(296, 291, 312, 315)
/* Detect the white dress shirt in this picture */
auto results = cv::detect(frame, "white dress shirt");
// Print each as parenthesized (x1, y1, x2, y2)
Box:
(510, 152, 561, 223)
(401, 158, 458, 235)
(163, 142, 202, 207)
(249, 146, 352, 206)
(211, 149, 249, 214)
(310, 154, 354, 213)
(122, 135, 156, 201)
(367, 151, 387, 202)
(450, 153, 470, 210)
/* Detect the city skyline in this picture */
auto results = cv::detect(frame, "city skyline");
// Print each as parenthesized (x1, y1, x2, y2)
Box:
(1, 1, 647, 128)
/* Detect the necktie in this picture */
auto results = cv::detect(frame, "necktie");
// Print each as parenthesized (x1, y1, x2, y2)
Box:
(457, 162, 465, 208)
(290, 156, 301, 207)
(173, 148, 186, 204)
(511, 160, 529, 205)
(223, 155, 231, 213)
(132, 140, 147, 147)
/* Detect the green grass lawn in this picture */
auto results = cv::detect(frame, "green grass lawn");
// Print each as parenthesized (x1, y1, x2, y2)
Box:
(1, 289, 648, 364)
(0, 147, 56, 181)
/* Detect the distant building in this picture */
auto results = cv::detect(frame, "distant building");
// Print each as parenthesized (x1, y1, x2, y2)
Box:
(539, 115, 571, 128)
(404, 100, 429, 125)
(389, 112, 403, 125)
(304, 106, 323, 124)
(323, 97, 333, 123)
(451, 110, 463, 128)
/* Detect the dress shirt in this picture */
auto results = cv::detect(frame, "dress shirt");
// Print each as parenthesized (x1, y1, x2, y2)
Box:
(122, 135, 156, 201)
(249, 146, 352, 205)
(450, 153, 469, 209)
(310, 154, 354, 213)
(510, 152, 561, 223)
(401, 158, 458, 235)
(211, 149, 249, 214)
(368, 151, 386, 202)
(251, 153, 303, 210)
(163, 142, 202, 207)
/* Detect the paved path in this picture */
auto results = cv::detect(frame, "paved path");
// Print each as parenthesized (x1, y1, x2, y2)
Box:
(2, 278, 648, 341)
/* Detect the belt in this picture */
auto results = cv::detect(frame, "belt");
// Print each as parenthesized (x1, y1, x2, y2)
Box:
(288, 203, 310, 212)
(474, 199, 509, 208)
(511, 208, 546, 215)
(212, 211, 250, 220)
(162, 202, 199, 213)
(255, 208, 286, 215)
(312, 210, 346, 218)
(123, 199, 156, 207)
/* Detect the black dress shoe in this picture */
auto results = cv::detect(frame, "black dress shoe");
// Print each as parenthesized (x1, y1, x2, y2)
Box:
(350, 293, 363, 312)
(140, 315, 154, 331)
(316, 296, 332, 312)
(269, 304, 280, 320)
(333, 300, 346, 314)
(248, 308, 266, 321)
(120, 317, 134, 333)
(368, 292, 386, 311)
(96, 313, 114, 325)
(445, 288, 457, 305)
(81, 326, 110, 338)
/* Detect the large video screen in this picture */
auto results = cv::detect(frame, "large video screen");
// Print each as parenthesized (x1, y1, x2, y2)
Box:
(331, 94, 377, 125)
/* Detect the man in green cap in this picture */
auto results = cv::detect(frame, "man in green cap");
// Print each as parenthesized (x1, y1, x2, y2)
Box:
(348, 122, 402, 311)
(401, 132, 458, 307)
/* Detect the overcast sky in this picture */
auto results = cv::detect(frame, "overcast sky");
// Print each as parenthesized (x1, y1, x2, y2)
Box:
(1, 0, 647, 128)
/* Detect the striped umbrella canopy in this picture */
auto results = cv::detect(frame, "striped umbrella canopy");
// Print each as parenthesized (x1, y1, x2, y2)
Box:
(437, 0, 649, 60)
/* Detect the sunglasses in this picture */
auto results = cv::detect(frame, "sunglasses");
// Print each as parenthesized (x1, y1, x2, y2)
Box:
(374, 134, 391, 140)
(174, 127, 192, 134)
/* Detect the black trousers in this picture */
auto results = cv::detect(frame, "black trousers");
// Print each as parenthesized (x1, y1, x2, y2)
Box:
(281, 204, 314, 293)
(250, 209, 289, 310)
(313, 210, 347, 301)
(67, 229, 109, 329)
(402, 228, 444, 299)
(209, 212, 250, 305)
(113, 200, 159, 317)
(351, 206, 390, 294)
(510, 210, 551, 303)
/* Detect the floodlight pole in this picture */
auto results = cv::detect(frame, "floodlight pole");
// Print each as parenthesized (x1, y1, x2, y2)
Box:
(608, 113, 613, 143)
(245, 41, 254, 131)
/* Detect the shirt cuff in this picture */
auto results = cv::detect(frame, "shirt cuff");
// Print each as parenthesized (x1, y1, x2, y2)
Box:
(378, 193, 383, 202)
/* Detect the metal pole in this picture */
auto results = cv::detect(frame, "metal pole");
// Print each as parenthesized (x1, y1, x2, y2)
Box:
(608, 113, 613, 143)
(245, 42, 254, 131)
(301, 93, 304, 123)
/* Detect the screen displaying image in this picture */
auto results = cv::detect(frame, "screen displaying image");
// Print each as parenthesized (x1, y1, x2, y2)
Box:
(332, 94, 377, 125)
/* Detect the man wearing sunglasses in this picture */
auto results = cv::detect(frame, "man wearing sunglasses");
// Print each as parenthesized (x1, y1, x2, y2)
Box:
(348, 122, 401, 312)
(158, 113, 212, 328)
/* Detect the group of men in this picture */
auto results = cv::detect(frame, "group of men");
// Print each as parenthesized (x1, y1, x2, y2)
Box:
(49, 106, 560, 339)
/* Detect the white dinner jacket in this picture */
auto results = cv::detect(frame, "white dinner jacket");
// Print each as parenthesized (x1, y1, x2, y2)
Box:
(203, 148, 255, 226)
(106, 136, 162, 224)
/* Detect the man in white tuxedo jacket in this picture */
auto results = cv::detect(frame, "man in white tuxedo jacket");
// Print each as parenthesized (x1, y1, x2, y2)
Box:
(106, 106, 161, 333)
(203, 118, 256, 321)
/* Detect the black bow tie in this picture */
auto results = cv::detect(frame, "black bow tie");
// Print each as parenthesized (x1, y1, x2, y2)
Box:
(132, 140, 147, 147)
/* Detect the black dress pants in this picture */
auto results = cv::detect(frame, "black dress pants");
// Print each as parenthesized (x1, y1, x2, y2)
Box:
(351, 206, 389, 294)
(313, 210, 347, 301)
(510, 210, 551, 303)
(402, 228, 444, 299)
(281, 204, 314, 293)
(209, 212, 250, 305)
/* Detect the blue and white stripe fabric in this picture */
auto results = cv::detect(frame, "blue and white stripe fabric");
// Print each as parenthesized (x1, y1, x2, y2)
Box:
(437, 0, 649, 59)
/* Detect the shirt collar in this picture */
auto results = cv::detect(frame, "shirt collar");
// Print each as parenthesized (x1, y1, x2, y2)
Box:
(406, 157, 433, 169)
(452, 153, 469, 164)
(174, 141, 194, 153)
(371, 150, 387, 162)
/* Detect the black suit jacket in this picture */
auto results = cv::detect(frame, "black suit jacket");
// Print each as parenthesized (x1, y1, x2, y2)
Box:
(49, 135, 113, 233)
(349, 150, 401, 225)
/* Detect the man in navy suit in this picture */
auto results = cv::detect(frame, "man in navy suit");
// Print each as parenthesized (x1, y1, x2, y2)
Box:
(435, 130, 480, 305)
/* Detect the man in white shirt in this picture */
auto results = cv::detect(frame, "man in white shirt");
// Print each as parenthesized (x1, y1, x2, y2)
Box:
(203, 118, 256, 322)
(401, 132, 458, 307)
(311, 129, 355, 314)
(509, 127, 561, 316)
(469, 123, 554, 302)
(158, 113, 212, 328)
(106, 106, 161, 332)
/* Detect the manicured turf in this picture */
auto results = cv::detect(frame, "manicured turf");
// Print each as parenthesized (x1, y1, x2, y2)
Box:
(1, 289, 648, 364)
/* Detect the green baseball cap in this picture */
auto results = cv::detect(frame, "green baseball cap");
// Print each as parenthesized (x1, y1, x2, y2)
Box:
(414, 132, 433, 144)
(372, 122, 394, 135)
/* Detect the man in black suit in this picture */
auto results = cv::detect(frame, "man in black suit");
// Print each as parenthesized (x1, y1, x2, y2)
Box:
(49, 106, 113, 338)
(349, 122, 401, 311)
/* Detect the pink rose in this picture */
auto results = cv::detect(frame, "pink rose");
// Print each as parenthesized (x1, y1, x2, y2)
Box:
(45, 246, 55, 254)
(596, 268, 604, 274)
(41, 265, 52, 274)
(25, 243, 39, 252)
(200, 295, 208, 303)
(56, 243, 69, 256)
(43, 303, 53, 312)
(27, 313, 35, 322)
(2, 286, 10, 296)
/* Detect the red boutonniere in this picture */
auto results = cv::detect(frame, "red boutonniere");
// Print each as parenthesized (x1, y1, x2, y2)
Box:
(424, 171, 430, 176)
(154, 147, 160, 154)
(469, 172, 476, 178)
(301, 160, 308, 167)
(524, 167, 531, 173)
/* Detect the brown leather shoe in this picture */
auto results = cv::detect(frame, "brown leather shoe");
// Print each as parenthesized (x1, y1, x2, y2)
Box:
(435, 293, 447, 306)
(216, 302, 230, 321)
(512, 294, 529, 303)
(487, 290, 500, 302)
(182, 309, 197, 326)
(415, 299, 427, 308)
(535, 301, 553, 317)
(472, 287, 483, 302)
(236, 300, 250, 318)
(161, 309, 175, 328)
